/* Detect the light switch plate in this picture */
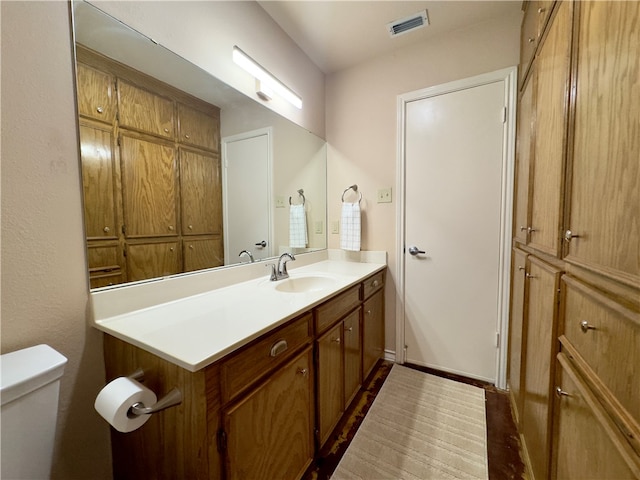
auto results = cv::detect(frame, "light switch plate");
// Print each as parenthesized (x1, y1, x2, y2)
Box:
(275, 196, 286, 208)
(377, 187, 392, 203)
(315, 221, 323, 234)
(331, 221, 340, 234)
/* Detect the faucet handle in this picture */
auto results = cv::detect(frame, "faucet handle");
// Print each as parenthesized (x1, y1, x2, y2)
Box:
(266, 263, 278, 281)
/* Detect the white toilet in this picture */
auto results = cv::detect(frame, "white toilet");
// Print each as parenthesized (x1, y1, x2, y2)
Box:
(1, 344, 68, 479)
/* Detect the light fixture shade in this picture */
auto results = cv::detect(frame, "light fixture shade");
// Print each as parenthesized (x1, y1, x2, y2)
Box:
(233, 46, 302, 109)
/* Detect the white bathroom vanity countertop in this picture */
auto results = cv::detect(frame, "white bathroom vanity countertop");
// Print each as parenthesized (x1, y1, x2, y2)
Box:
(92, 255, 386, 372)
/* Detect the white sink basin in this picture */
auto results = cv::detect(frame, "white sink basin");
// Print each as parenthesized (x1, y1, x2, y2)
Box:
(274, 275, 336, 293)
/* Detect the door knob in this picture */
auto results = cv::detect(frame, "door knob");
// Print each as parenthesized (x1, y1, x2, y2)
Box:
(408, 246, 425, 256)
(255, 240, 267, 248)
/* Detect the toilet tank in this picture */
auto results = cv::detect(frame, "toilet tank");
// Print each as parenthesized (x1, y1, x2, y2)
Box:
(1, 344, 68, 479)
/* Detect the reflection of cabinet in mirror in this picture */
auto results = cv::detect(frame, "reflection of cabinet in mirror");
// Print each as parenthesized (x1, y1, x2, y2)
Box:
(76, 45, 223, 287)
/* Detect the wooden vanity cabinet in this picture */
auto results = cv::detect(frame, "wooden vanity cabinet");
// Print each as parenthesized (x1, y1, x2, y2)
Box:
(178, 102, 220, 152)
(102, 268, 386, 480)
(126, 240, 181, 282)
(183, 238, 224, 273)
(224, 348, 314, 480)
(362, 271, 384, 381)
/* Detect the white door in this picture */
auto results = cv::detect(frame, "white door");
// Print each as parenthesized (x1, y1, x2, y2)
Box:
(402, 74, 513, 384)
(222, 129, 272, 264)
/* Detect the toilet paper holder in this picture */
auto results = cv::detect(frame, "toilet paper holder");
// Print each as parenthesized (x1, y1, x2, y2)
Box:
(126, 368, 183, 418)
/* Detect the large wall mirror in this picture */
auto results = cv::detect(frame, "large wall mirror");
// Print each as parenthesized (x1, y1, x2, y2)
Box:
(72, 1, 327, 290)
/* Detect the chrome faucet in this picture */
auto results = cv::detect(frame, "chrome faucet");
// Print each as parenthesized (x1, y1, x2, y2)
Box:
(239, 250, 255, 263)
(268, 252, 296, 281)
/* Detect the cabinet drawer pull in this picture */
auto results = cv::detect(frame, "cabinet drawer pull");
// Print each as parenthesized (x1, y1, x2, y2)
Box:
(372, 279, 379, 288)
(580, 320, 596, 333)
(297, 368, 308, 377)
(332, 337, 341, 344)
(555, 386, 571, 398)
(269, 339, 288, 357)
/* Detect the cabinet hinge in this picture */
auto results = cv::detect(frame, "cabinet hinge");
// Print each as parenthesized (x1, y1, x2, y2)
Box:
(501, 106, 507, 124)
(217, 429, 227, 453)
(121, 224, 126, 235)
(495, 332, 500, 347)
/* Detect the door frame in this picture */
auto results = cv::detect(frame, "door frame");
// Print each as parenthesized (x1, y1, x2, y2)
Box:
(395, 67, 517, 389)
(221, 127, 274, 264)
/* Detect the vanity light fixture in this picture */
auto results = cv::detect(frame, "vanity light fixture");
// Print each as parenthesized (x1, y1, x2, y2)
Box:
(233, 46, 302, 109)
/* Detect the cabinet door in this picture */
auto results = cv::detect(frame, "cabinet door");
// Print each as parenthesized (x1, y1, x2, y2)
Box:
(79, 123, 118, 239)
(554, 354, 639, 480)
(362, 289, 384, 380)
(317, 323, 344, 446)
(520, 1, 540, 85)
(118, 80, 174, 139)
(120, 135, 178, 237)
(508, 249, 528, 424)
(564, 1, 640, 285)
(529, 0, 572, 256)
(126, 241, 180, 282)
(180, 149, 222, 235)
(343, 309, 361, 407)
(225, 348, 314, 480)
(521, 258, 562, 480)
(183, 238, 223, 273)
(76, 63, 116, 123)
(514, 74, 534, 243)
(177, 103, 220, 151)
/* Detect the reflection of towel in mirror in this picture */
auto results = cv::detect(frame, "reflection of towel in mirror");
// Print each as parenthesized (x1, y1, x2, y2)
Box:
(340, 202, 361, 251)
(289, 204, 308, 248)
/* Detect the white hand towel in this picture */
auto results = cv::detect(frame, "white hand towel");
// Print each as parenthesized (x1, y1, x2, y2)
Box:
(289, 203, 308, 248)
(340, 202, 361, 251)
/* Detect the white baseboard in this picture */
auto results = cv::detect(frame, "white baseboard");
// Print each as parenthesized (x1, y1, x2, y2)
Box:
(384, 349, 396, 362)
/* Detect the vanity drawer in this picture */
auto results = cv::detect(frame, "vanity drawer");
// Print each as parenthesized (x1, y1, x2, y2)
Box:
(221, 313, 312, 403)
(314, 286, 360, 334)
(362, 271, 384, 300)
(560, 275, 640, 425)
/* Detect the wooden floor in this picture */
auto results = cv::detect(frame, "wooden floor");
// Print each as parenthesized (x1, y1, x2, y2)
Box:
(304, 360, 527, 480)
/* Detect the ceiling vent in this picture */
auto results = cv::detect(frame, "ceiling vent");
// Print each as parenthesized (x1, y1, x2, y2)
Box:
(387, 10, 429, 37)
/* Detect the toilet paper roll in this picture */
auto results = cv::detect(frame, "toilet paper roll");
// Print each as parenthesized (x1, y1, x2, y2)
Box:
(95, 377, 157, 433)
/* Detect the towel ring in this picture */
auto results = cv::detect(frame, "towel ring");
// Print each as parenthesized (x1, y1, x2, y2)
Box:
(289, 189, 305, 205)
(341, 184, 362, 203)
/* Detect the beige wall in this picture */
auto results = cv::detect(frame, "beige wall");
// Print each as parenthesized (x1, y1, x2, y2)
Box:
(0, 2, 324, 478)
(325, 12, 522, 354)
(1, 2, 112, 478)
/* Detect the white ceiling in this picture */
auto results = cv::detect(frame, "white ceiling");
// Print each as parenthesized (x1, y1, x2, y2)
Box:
(258, 1, 523, 74)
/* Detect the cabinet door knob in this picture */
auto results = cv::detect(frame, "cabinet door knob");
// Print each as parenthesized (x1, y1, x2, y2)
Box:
(518, 266, 525, 271)
(332, 337, 341, 344)
(189, 245, 194, 250)
(555, 387, 571, 398)
(164, 128, 170, 133)
(565, 229, 580, 242)
(184, 134, 190, 139)
(580, 320, 596, 333)
(528, 37, 535, 43)
(297, 368, 308, 377)
(519, 226, 528, 232)
(188, 224, 193, 230)
(366, 310, 372, 315)
(537, 7, 546, 13)
(525, 273, 536, 279)
(103, 226, 110, 233)
(528, 227, 537, 234)
(169, 247, 174, 252)
(345, 326, 353, 333)
(372, 279, 379, 288)
(168, 225, 174, 231)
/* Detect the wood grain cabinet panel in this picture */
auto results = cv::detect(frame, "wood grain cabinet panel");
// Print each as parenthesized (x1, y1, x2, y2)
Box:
(126, 241, 180, 282)
(87, 243, 124, 288)
(508, 249, 528, 424)
(224, 347, 314, 480)
(178, 103, 220, 152)
(560, 276, 640, 426)
(314, 285, 360, 334)
(363, 289, 384, 381)
(183, 237, 223, 273)
(521, 257, 562, 480)
(76, 62, 116, 123)
(120, 135, 178, 238)
(180, 149, 221, 235)
(118, 80, 174, 139)
(513, 76, 534, 244)
(317, 322, 344, 446)
(553, 353, 640, 479)
(564, 1, 640, 286)
(79, 122, 118, 239)
(343, 309, 362, 407)
(529, 0, 572, 257)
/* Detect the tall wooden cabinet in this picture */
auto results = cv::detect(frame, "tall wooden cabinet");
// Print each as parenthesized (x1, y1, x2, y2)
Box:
(75, 45, 224, 287)
(508, 1, 640, 478)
